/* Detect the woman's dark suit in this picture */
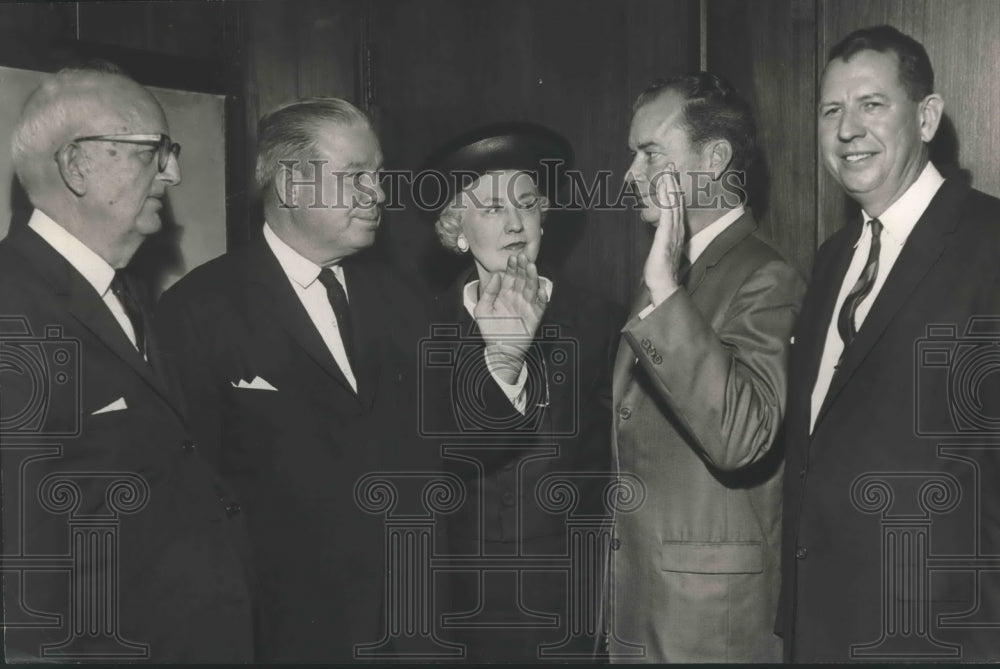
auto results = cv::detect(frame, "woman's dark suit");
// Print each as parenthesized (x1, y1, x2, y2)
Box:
(431, 271, 623, 662)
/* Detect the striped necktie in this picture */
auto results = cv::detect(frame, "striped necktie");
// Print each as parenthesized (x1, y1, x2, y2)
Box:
(837, 218, 883, 347)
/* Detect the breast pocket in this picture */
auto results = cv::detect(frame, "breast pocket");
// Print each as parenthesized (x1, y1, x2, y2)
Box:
(661, 540, 763, 574)
(223, 387, 289, 444)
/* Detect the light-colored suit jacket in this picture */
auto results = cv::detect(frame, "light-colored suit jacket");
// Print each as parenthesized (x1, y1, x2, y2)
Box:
(607, 212, 804, 663)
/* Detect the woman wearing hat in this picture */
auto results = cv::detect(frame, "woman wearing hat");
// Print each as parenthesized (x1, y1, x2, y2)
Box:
(425, 123, 623, 662)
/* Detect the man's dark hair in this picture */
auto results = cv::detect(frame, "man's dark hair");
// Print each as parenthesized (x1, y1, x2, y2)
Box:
(827, 25, 934, 101)
(633, 72, 757, 174)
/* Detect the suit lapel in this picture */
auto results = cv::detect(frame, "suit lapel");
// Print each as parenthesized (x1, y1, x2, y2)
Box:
(244, 241, 360, 399)
(815, 180, 965, 425)
(8, 228, 183, 419)
(684, 212, 758, 294)
(449, 270, 478, 335)
(796, 222, 859, 427)
(343, 260, 381, 410)
(139, 282, 190, 420)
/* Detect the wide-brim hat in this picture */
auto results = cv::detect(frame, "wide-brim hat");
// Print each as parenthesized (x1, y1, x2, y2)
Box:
(418, 121, 574, 215)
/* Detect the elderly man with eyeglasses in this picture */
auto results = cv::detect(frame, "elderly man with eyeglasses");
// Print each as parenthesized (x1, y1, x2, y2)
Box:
(0, 62, 255, 663)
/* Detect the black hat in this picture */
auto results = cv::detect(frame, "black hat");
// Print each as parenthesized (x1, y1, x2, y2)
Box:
(419, 121, 574, 214)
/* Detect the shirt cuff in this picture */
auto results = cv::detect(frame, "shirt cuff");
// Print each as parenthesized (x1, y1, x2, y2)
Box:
(484, 347, 529, 414)
(638, 285, 680, 320)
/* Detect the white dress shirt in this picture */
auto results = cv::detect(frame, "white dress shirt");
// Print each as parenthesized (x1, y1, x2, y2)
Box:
(810, 162, 944, 432)
(263, 223, 357, 392)
(638, 205, 745, 319)
(463, 276, 554, 414)
(28, 209, 141, 352)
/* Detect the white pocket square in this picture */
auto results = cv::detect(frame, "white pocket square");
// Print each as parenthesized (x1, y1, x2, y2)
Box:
(231, 376, 278, 391)
(92, 397, 127, 415)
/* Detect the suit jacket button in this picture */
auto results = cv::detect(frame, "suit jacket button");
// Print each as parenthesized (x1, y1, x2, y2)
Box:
(610, 538, 621, 551)
(226, 503, 242, 517)
(182, 439, 196, 453)
(501, 491, 515, 507)
(619, 407, 631, 420)
(795, 546, 808, 559)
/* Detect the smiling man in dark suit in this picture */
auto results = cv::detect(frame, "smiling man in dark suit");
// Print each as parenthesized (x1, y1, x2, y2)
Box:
(155, 98, 434, 662)
(0, 63, 254, 662)
(780, 25, 1000, 662)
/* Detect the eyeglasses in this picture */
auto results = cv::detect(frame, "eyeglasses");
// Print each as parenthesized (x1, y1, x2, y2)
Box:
(69, 133, 181, 172)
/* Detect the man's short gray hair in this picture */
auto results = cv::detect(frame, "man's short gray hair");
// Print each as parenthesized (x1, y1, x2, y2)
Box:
(254, 97, 372, 193)
(11, 61, 134, 197)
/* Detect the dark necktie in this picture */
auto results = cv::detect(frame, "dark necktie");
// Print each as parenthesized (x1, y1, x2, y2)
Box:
(837, 218, 884, 347)
(110, 270, 146, 356)
(317, 267, 355, 369)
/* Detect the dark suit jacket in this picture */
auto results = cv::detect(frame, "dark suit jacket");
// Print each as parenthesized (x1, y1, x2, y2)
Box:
(779, 177, 1000, 662)
(154, 238, 436, 663)
(0, 226, 254, 663)
(428, 272, 621, 662)
(610, 212, 804, 662)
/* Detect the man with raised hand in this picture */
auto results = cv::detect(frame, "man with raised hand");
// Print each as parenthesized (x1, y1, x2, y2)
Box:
(607, 72, 804, 663)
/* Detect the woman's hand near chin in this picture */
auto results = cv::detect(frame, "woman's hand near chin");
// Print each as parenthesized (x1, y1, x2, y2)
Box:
(473, 253, 549, 384)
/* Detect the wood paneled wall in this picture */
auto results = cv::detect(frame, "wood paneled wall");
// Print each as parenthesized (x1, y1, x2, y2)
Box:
(238, 1, 365, 245)
(229, 0, 701, 307)
(706, 0, 1000, 274)
(706, 0, 818, 275)
(3, 1, 1000, 303)
(366, 0, 698, 303)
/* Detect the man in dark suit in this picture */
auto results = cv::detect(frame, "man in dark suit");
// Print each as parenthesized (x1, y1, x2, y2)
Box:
(607, 73, 804, 662)
(155, 98, 436, 662)
(0, 63, 254, 662)
(780, 25, 1000, 662)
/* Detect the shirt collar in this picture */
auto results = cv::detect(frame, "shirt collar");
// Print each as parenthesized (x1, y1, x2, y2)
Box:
(28, 209, 116, 297)
(857, 161, 944, 248)
(462, 275, 554, 319)
(685, 205, 745, 265)
(263, 222, 343, 287)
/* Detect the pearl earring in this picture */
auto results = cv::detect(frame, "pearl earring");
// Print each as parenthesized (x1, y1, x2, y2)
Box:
(456, 235, 470, 252)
